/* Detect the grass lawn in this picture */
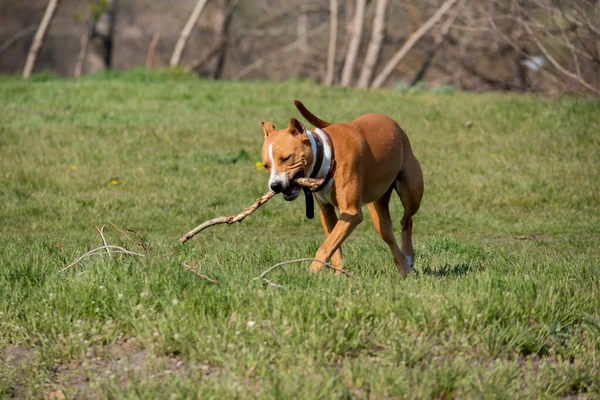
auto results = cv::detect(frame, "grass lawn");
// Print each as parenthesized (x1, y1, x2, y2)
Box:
(1, 70, 599, 398)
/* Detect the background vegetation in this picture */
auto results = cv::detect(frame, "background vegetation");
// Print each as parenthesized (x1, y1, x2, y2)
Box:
(2, 0, 599, 94)
(0, 71, 599, 398)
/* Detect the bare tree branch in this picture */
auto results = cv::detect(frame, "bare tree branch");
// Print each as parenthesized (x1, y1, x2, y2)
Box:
(23, 0, 60, 79)
(232, 24, 327, 80)
(522, 19, 600, 94)
(0, 24, 37, 56)
(410, 0, 464, 86)
(341, 0, 367, 86)
(74, 19, 92, 78)
(371, 0, 460, 88)
(146, 32, 161, 69)
(324, 0, 339, 86)
(357, 0, 389, 88)
(210, 0, 240, 80)
(170, 0, 209, 67)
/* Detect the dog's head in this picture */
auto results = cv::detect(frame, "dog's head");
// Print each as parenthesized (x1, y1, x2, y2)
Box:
(260, 118, 311, 201)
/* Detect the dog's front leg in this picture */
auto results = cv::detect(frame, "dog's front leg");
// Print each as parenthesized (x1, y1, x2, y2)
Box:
(310, 206, 363, 273)
(318, 203, 344, 272)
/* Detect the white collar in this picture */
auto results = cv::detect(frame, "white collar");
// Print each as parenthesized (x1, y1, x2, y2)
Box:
(305, 128, 333, 180)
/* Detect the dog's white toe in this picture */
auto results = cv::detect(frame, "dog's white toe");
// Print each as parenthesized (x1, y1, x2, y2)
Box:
(405, 256, 414, 268)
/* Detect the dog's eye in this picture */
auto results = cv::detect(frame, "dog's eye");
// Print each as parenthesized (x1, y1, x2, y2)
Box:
(281, 155, 292, 163)
(263, 164, 270, 170)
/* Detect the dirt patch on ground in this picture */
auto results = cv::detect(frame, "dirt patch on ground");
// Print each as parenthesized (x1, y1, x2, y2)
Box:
(47, 338, 219, 398)
(0, 345, 38, 398)
(2, 339, 221, 398)
(0, 344, 36, 367)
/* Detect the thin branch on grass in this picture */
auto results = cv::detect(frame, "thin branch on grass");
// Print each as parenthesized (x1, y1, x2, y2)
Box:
(246, 361, 259, 379)
(126, 227, 149, 257)
(192, 235, 203, 258)
(179, 177, 324, 244)
(106, 221, 147, 254)
(95, 225, 110, 256)
(260, 277, 284, 288)
(59, 245, 145, 273)
(183, 262, 219, 284)
(253, 258, 350, 288)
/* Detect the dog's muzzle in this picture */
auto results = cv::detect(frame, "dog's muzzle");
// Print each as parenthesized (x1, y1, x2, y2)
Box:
(270, 170, 303, 201)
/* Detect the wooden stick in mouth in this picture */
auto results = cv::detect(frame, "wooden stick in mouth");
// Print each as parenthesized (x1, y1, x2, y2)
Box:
(179, 177, 324, 244)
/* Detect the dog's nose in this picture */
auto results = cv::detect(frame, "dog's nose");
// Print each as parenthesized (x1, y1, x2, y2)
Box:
(270, 181, 283, 193)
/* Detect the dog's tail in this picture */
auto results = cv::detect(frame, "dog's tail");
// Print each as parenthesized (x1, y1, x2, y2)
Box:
(294, 100, 332, 128)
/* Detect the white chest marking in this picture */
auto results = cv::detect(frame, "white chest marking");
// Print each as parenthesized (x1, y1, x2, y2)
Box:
(315, 179, 334, 205)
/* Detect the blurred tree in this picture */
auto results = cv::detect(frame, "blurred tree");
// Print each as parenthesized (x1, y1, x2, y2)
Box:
(23, 0, 60, 79)
(340, 0, 366, 86)
(170, 0, 208, 67)
(324, 0, 339, 85)
(357, 0, 388, 87)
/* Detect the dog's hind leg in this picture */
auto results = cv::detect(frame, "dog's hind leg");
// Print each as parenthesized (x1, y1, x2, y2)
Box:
(318, 202, 344, 272)
(368, 188, 412, 276)
(394, 152, 424, 269)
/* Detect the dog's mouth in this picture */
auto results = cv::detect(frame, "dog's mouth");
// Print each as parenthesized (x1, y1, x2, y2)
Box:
(282, 170, 304, 201)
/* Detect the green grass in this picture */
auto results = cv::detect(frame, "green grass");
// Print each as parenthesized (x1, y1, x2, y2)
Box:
(1, 70, 599, 398)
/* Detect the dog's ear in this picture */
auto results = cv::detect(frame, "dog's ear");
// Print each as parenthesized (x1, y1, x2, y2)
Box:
(288, 117, 306, 136)
(261, 121, 276, 138)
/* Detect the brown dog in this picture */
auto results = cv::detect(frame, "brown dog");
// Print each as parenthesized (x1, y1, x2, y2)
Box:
(260, 101, 423, 275)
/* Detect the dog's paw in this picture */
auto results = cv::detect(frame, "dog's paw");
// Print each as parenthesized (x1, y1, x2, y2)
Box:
(405, 256, 414, 268)
(309, 262, 324, 274)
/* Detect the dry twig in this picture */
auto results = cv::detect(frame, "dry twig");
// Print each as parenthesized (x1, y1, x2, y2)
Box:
(127, 228, 149, 257)
(95, 225, 110, 255)
(179, 177, 324, 244)
(106, 221, 147, 254)
(253, 258, 350, 288)
(59, 245, 145, 273)
(183, 261, 219, 284)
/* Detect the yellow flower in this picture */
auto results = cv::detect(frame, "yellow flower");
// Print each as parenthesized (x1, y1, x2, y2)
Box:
(204, 165, 210, 171)
(70, 165, 77, 171)
(111, 179, 119, 185)
(255, 161, 264, 171)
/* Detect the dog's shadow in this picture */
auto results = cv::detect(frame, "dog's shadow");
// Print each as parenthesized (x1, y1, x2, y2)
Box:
(417, 263, 473, 277)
